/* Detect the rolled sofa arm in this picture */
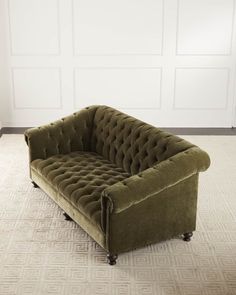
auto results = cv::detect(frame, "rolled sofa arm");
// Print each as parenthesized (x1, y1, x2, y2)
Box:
(102, 146, 210, 214)
(24, 106, 97, 162)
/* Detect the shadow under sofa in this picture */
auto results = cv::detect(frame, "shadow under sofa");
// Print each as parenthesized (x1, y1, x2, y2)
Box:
(24, 105, 210, 265)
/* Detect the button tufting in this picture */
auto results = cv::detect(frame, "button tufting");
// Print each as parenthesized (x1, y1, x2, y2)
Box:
(89, 105, 195, 178)
(31, 151, 130, 227)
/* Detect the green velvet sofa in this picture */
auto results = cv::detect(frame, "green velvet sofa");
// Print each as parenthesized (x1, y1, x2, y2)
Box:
(25, 105, 210, 265)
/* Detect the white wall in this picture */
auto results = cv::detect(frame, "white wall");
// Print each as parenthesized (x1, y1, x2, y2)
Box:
(1, 0, 236, 128)
(0, 0, 8, 130)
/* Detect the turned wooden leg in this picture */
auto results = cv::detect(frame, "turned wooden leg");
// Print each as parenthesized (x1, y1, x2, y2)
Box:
(107, 253, 118, 265)
(32, 181, 39, 188)
(63, 212, 73, 221)
(183, 232, 193, 242)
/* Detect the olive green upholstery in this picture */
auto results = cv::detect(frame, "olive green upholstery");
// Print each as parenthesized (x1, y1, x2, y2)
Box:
(25, 105, 210, 256)
(31, 151, 130, 231)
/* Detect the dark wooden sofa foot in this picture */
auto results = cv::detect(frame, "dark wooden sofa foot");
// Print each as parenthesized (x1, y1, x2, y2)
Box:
(32, 181, 39, 188)
(63, 212, 73, 221)
(183, 232, 193, 242)
(107, 253, 118, 265)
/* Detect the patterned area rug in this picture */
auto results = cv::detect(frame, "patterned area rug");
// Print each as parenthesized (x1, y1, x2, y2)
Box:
(0, 134, 236, 295)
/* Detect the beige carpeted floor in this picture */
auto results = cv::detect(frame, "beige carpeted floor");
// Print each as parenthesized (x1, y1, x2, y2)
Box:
(0, 134, 236, 295)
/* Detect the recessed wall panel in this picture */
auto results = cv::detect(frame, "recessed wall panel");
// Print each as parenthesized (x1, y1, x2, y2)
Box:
(1, 0, 235, 127)
(174, 68, 229, 109)
(177, 0, 234, 55)
(74, 68, 161, 109)
(9, 0, 59, 55)
(12, 68, 61, 109)
(73, 0, 163, 55)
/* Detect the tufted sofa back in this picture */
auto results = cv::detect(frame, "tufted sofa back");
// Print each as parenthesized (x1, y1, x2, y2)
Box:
(91, 106, 195, 175)
(25, 106, 97, 162)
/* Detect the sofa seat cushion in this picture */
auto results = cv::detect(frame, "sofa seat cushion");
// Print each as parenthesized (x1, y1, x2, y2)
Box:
(31, 151, 130, 229)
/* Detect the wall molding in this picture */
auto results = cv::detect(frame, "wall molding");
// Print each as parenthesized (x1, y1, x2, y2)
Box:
(11, 67, 63, 110)
(175, 0, 235, 56)
(71, 0, 164, 57)
(2, 0, 236, 127)
(173, 67, 230, 110)
(73, 67, 163, 110)
(8, 0, 61, 56)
